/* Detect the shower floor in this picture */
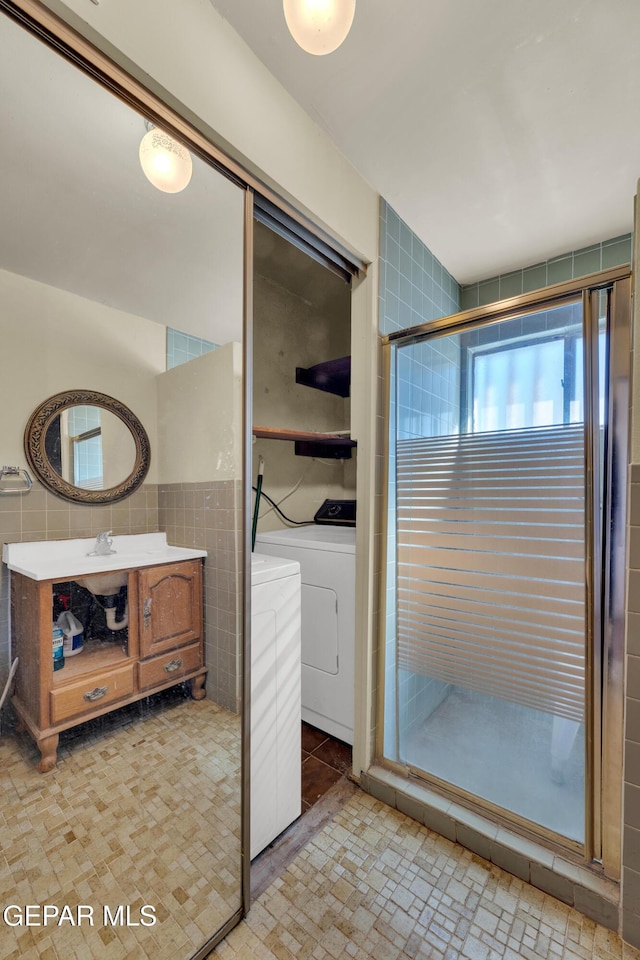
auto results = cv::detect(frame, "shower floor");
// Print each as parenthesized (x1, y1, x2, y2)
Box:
(403, 686, 585, 841)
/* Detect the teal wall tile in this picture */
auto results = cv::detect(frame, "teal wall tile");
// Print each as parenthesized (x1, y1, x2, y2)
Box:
(461, 285, 479, 310)
(602, 236, 633, 268)
(499, 271, 524, 299)
(623, 910, 640, 950)
(522, 263, 547, 291)
(629, 740, 640, 787)
(387, 206, 400, 244)
(378, 199, 461, 336)
(547, 257, 574, 284)
(461, 234, 632, 302)
(573, 247, 602, 277)
(573, 888, 618, 931)
(522, 263, 547, 292)
(167, 327, 218, 369)
(478, 278, 500, 305)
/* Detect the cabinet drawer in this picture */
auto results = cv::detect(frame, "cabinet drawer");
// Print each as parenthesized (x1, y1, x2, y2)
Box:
(138, 642, 203, 692)
(50, 664, 135, 724)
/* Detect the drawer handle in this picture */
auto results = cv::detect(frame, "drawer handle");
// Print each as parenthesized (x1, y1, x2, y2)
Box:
(83, 685, 108, 702)
(163, 657, 183, 673)
(143, 598, 152, 628)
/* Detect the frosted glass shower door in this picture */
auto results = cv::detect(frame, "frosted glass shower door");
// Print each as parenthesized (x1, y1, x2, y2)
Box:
(390, 299, 593, 843)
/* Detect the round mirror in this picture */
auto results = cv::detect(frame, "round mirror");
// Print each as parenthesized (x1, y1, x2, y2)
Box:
(25, 390, 150, 504)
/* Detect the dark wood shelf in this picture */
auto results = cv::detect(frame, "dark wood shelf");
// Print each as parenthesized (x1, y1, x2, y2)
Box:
(295, 356, 351, 398)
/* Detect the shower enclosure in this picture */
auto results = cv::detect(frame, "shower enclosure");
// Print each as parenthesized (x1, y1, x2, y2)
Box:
(381, 269, 630, 873)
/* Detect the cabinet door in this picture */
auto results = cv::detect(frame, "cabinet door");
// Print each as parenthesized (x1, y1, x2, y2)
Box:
(138, 560, 203, 659)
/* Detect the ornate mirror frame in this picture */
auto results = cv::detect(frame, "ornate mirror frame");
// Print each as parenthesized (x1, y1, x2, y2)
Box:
(24, 389, 151, 504)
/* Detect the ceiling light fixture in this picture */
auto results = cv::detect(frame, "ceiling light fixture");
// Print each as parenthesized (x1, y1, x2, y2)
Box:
(139, 123, 192, 194)
(283, 0, 356, 55)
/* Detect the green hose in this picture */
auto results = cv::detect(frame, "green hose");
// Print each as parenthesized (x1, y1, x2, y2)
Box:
(251, 457, 264, 551)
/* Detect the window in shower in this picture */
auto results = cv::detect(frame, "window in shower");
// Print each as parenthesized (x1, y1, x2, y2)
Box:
(382, 275, 629, 866)
(469, 327, 606, 432)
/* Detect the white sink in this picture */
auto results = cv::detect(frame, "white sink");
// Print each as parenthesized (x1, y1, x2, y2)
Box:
(3, 533, 207, 582)
(75, 571, 129, 596)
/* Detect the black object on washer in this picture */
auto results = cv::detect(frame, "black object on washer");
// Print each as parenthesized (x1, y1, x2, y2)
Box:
(313, 499, 356, 526)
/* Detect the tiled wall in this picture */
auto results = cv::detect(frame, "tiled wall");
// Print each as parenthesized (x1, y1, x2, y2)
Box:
(158, 479, 242, 713)
(396, 338, 461, 441)
(0, 481, 159, 692)
(461, 234, 633, 310)
(379, 200, 460, 337)
(378, 199, 461, 759)
(624, 469, 640, 946)
(167, 327, 218, 369)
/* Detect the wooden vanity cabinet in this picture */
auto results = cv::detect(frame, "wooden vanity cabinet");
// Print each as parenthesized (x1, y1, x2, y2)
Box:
(11, 559, 206, 772)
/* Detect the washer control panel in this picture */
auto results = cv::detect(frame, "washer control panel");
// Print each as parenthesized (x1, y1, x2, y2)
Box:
(313, 499, 356, 526)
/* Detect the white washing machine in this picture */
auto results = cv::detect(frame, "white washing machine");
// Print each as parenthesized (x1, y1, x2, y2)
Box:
(255, 525, 355, 745)
(251, 553, 301, 858)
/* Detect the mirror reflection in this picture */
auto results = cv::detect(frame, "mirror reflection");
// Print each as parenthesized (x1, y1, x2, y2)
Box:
(47, 405, 136, 489)
(0, 12, 244, 959)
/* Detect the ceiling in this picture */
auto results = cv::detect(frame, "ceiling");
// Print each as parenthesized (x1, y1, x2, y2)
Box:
(0, 15, 244, 344)
(209, 0, 640, 284)
(3, 1, 638, 315)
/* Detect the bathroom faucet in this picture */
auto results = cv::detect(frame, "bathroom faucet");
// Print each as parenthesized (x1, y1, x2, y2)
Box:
(88, 531, 116, 556)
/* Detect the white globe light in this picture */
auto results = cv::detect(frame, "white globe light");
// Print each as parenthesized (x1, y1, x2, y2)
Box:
(139, 127, 192, 194)
(283, 0, 356, 55)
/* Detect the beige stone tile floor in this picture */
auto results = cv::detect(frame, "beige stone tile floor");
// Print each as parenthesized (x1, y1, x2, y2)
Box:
(0, 689, 241, 960)
(215, 790, 640, 960)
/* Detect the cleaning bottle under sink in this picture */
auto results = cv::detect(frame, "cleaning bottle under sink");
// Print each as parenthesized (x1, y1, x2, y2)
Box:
(57, 611, 84, 657)
(52, 625, 65, 672)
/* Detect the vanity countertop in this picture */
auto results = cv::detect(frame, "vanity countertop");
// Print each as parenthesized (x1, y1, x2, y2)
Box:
(3, 532, 207, 581)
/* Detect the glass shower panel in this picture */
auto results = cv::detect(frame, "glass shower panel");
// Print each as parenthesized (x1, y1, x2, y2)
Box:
(390, 300, 588, 842)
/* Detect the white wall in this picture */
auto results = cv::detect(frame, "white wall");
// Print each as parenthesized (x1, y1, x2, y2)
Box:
(101, 412, 137, 489)
(0, 267, 164, 479)
(156, 342, 243, 484)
